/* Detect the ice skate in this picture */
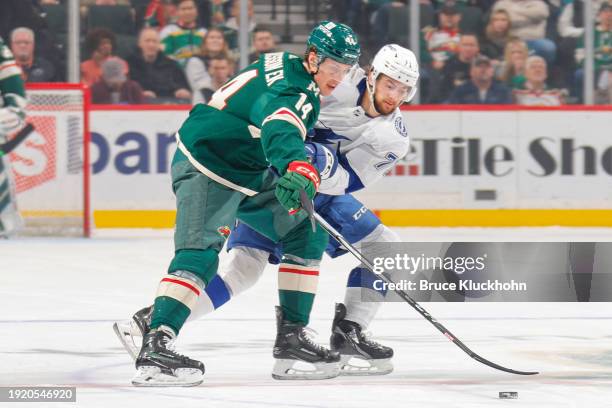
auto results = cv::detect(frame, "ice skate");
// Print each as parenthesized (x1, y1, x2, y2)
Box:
(113, 305, 153, 360)
(132, 326, 204, 387)
(330, 303, 393, 376)
(272, 306, 340, 380)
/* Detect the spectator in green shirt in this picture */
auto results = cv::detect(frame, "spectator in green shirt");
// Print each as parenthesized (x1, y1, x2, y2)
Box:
(160, 0, 207, 67)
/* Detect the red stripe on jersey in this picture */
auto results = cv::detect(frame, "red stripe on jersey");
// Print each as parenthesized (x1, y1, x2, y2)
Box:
(276, 108, 297, 117)
(0, 62, 18, 71)
(275, 108, 306, 133)
(279, 267, 319, 276)
(161, 278, 201, 296)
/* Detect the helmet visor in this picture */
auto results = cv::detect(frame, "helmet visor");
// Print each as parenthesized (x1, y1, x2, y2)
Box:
(318, 58, 353, 82)
(376, 74, 413, 103)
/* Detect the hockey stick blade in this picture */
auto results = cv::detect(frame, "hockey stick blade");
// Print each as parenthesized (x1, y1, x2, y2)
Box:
(299, 193, 538, 376)
(0, 123, 35, 157)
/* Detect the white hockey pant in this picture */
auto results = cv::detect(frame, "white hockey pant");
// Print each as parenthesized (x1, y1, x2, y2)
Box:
(343, 224, 401, 329)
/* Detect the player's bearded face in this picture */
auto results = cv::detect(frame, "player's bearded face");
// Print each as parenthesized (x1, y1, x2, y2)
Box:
(373, 74, 410, 115)
(313, 58, 352, 96)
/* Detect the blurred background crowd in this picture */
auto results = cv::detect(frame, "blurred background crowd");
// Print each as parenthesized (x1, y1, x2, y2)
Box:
(1, 0, 609, 105)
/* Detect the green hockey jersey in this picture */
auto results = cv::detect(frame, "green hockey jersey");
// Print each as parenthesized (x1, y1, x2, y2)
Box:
(159, 24, 206, 66)
(177, 51, 321, 195)
(0, 37, 26, 119)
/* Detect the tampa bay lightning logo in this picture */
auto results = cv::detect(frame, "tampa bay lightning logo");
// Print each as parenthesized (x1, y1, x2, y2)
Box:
(395, 117, 408, 138)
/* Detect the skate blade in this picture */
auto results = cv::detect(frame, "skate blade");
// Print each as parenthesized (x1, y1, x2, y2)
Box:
(112, 321, 141, 361)
(271, 359, 340, 380)
(131, 366, 203, 387)
(339, 356, 393, 376)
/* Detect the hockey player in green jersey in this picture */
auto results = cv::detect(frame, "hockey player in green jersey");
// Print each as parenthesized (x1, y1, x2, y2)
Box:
(130, 21, 361, 386)
(0, 36, 27, 237)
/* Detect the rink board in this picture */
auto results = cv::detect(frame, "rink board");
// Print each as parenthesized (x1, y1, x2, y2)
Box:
(14, 105, 612, 228)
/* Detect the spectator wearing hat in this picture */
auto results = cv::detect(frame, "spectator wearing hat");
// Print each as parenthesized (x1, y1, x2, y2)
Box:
(10, 27, 57, 82)
(491, 0, 556, 65)
(127, 28, 191, 102)
(574, 2, 612, 103)
(91, 57, 145, 104)
(513, 56, 565, 105)
(421, 0, 463, 71)
(81, 28, 129, 86)
(447, 55, 512, 103)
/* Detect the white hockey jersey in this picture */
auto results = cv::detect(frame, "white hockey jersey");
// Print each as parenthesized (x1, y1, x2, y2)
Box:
(312, 66, 410, 195)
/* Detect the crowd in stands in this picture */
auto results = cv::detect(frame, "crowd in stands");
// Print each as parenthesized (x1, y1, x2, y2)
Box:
(0, 0, 610, 105)
(0, 0, 275, 105)
(332, 0, 612, 105)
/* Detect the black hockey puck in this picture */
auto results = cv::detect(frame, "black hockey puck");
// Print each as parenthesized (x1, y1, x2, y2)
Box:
(499, 391, 518, 399)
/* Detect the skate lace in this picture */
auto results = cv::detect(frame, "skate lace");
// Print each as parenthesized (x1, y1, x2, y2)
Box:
(163, 337, 177, 351)
(301, 327, 326, 353)
(360, 331, 385, 350)
(157, 332, 184, 358)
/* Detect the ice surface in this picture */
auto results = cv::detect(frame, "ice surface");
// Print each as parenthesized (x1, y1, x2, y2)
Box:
(1, 228, 611, 408)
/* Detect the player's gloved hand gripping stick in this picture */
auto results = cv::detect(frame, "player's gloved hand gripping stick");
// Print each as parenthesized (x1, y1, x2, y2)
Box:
(275, 161, 320, 214)
(299, 190, 539, 376)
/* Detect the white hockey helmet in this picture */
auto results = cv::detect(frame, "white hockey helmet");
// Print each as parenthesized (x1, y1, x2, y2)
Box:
(369, 44, 420, 103)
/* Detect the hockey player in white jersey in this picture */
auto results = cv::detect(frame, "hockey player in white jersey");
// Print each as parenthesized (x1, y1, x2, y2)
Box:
(115, 44, 419, 377)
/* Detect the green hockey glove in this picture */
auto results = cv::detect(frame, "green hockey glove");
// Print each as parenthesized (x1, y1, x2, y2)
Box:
(275, 161, 320, 214)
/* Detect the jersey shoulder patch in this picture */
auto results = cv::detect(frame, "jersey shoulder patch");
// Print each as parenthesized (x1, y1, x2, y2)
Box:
(394, 115, 408, 138)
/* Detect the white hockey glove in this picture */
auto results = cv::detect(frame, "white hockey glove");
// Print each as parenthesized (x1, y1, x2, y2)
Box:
(0, 107, 25, 141)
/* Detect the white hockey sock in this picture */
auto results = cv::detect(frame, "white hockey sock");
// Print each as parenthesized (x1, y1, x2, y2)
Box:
(343, 287, 384, 330)
(188, 246, 269, 321)
(342, 224, 401, 329)
(187, 293, 215, 321)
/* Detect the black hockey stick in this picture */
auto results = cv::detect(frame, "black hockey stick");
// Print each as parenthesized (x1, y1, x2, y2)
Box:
(299, 191, 538, 376)
(0, 123, 35, 157)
